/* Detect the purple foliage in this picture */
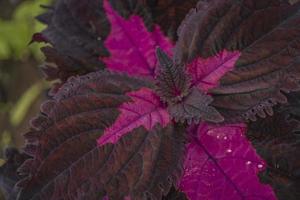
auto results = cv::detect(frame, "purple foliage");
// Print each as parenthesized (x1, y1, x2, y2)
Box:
(96, 3, 276, 199)
(3, 0, 300, 200)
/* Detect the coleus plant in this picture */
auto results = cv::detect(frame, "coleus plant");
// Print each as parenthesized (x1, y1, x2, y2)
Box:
(1, 0, 300, 200)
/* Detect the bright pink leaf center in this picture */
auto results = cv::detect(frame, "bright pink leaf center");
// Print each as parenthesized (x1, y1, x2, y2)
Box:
(97, 87, 170, 146)
(187, 50, 241, 92)
(102, 0, 173, 78)
(179, 123, 276, 200)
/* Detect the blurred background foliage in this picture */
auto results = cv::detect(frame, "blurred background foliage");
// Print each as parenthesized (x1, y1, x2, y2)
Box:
(0, 0, 50, 186)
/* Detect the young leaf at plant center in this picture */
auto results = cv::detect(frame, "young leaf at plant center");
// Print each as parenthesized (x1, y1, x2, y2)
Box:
(179, 123, 276, 200)
(175, 0, 300, 122)
(102, 0, 173, 78)
(155, 48, 224, 124)
(17, 72, 186, 200)
(155, 47, 190, 104)
(97, 87, 170, 146)
(168, 88, 224, 124)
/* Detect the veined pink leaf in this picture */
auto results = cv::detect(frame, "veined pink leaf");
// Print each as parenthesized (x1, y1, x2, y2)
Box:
(187, 50, 241, 92)
(179, 123, 276, 200)
(97, 87, 170, 146)
(102, 0, 173, 78)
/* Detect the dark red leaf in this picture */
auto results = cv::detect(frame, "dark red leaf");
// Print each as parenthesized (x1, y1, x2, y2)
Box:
(281, 91, 300, 121)
(30, 33, 48, 44)
(0, 148, 29, 200)
(17, 72, 186, 200)
(256, 135, 300, 200)
(35, 0, 109, 89)
(248, 108, 300, 142)
(162, 186, 188, 200)
(175, 0, 300, 122)
(247, 92, 300, 200)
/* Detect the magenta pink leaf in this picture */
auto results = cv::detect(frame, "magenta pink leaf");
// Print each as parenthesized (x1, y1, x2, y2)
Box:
(179, 123, 276, 200)
(187, 50, 241, 92)
(97, 87, 170, 146)
(102, 0, 173, 78)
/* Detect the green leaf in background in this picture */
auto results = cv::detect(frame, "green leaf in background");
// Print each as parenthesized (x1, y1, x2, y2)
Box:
(0, 0, 50, 60)
(9, 81, 47, 126)
(0, 131, 12, 152)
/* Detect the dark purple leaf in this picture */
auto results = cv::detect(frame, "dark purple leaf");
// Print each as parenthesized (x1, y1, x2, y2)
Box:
(162, 186, 188, 200)
(249, 132, 300, 200)
(248, 109, 300, 142)
(281, 91, 300, 121)
(35, 0, 109, 88)
(168, 88, 224, 124)
(29, 33, 48, 44)
(247, 92, 300, 200)
(175, 0, 300, 122)
(0, 148, 29, 200)
(17, 72, 186, 200)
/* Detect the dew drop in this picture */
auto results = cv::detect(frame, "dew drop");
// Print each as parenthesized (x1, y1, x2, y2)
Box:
(246, 161, 252, 165)
(258, 164, 264, 169)
(226, 149, 232, 153)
